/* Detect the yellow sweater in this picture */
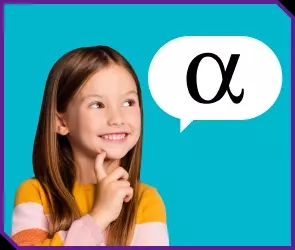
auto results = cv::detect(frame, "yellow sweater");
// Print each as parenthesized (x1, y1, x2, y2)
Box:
(11, 178, 169, 246)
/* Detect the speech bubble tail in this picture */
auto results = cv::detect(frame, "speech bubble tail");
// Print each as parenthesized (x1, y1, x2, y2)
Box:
(180, 119, 192, 133)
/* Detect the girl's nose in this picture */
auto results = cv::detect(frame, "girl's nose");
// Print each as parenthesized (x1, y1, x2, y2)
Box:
(107, 108, 124, 127)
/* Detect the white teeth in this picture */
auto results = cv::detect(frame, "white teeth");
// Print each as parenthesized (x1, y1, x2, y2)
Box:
(101, 133, 126, 140)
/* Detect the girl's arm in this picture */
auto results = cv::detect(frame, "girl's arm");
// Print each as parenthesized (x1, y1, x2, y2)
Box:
(131, 186, 169, 246)
(11, 179, 105, 246)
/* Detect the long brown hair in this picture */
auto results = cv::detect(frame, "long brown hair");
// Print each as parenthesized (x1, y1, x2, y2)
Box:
(32, 46, 143, 246)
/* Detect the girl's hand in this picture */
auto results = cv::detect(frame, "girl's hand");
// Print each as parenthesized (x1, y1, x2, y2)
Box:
(90, 151, 133, 231)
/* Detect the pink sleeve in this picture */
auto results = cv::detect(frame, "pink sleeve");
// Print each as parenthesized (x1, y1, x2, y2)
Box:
(64, 214, 105, 246)
(130, 222, 169, 246)
(11, 201, 105, 246)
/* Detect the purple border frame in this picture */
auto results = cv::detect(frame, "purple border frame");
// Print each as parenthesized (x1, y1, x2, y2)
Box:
(1, 0, 293, 249)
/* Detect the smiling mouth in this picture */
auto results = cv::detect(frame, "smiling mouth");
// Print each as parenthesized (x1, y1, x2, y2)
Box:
(99, 133, 129, 142)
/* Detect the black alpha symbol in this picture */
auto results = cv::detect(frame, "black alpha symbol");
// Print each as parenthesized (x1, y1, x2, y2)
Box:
(186, 52, 244, 104)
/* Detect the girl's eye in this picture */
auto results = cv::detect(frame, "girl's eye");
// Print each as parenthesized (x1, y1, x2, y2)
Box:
(89, 102, 104, 109)
(123, 100, 135, 107)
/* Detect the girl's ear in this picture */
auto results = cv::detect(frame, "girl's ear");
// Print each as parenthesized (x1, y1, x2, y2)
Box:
(56, 112, 69, 136)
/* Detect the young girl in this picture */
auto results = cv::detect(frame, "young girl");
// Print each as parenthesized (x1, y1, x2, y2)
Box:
(11, 46, 169, 246)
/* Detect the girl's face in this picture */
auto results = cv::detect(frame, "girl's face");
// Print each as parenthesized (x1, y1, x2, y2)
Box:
(57, 64, 141, 160)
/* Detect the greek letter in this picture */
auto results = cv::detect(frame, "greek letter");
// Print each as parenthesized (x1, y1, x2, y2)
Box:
(186, 53, 244, 104)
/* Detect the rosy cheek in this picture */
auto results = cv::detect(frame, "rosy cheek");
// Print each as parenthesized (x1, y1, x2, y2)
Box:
(129, 107, 141, 119)
(123, 111, 139, 128)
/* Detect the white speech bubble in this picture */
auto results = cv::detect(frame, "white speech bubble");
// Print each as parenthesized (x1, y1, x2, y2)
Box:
(148, 36, 282, 132)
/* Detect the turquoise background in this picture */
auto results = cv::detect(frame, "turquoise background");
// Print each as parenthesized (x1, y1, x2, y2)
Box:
(4, 4, 291, 246)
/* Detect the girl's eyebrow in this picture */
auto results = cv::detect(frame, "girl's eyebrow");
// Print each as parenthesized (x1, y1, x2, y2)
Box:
(81, 94, 103, 102)
(124, 90, 138, 96)
(81, 90, 138, 101)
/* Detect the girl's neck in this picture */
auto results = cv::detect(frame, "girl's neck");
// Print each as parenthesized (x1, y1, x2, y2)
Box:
(72, 150, 120, 184)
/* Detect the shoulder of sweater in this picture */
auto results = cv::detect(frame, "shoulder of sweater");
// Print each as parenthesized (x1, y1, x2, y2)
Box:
(14, 177, 47, 206)
(136, 182, 167, 224)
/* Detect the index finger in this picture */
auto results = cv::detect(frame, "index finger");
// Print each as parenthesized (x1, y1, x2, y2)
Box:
(94, 151, 107, 182)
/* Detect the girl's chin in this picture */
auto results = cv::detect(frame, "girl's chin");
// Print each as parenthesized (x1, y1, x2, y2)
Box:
(92, 148, 124, 159)
(104, 151, 127, 161)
